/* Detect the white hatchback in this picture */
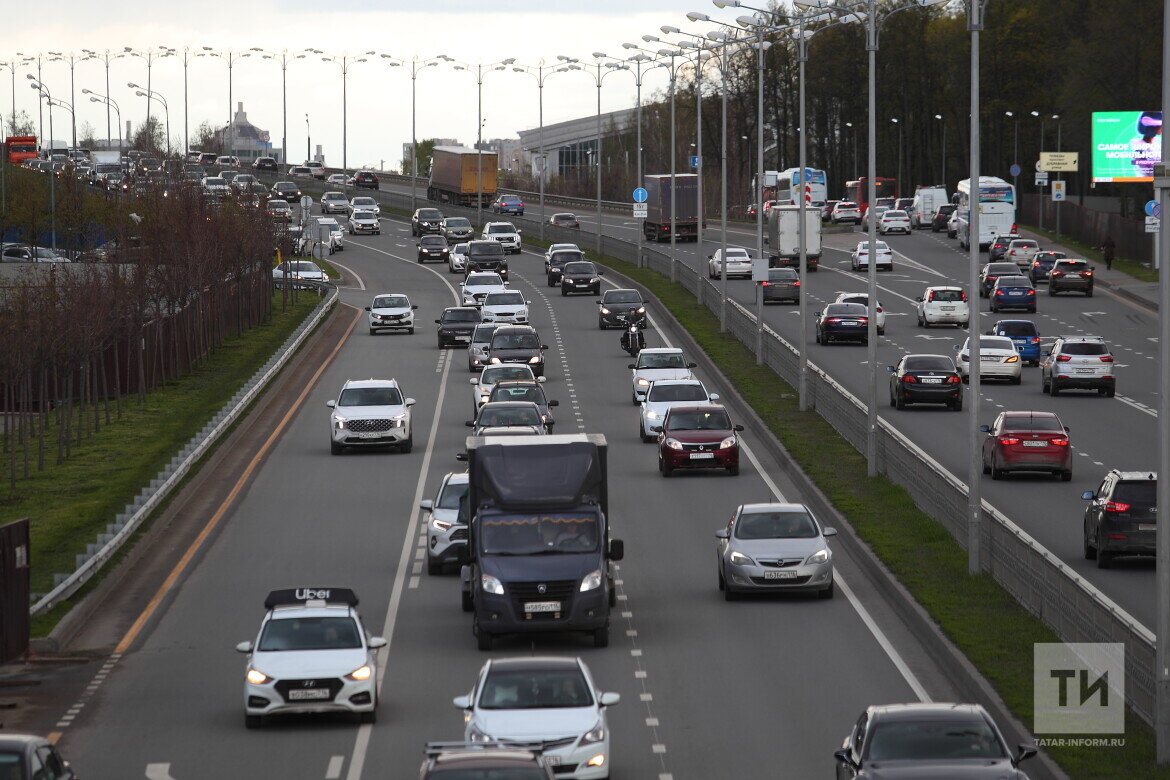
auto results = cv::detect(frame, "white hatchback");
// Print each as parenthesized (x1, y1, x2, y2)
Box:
(915, 286, 969, 328)
(954, 336, 1022, 384)
(365, 293, 417, 335)
(707, 247, 753, 279)
(480, 290, 530, 324)
(629, 348, 697, 404)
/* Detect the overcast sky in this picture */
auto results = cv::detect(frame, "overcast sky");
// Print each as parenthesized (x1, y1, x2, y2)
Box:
(3, 0, 770, 168)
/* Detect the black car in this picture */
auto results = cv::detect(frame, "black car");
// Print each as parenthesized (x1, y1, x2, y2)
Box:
(488, 379, 559, 431)
(270, 181, 301, 202)
(492, 194, 525, 215)
(436, 306, 482, 348)
(1048, 259, 1095, 296)
(546, 249, 585, 286)
(1083, 470, 1158, 568)
(560, 261, 603, 297)
(412, 207, 445, 236)
(989, 276, 1036, 313)
(988, 233, 1021, 261)
(888, 354, 963, 411)
(930, 203, 956, 232)
(486, 325, 548, 377)
(0, 733, 78, 779)
(761, 267, 800, 304)
(418, 234, 451, 264)
(1029, 250, 1066, 283)
(352, 170, 380, 189)
(253, 156, 278, 171)
(815, 302, 870, 345)
(978, 262, 1022, 297)
(597, 288, 646, 328)
(466, 239, 509, 278)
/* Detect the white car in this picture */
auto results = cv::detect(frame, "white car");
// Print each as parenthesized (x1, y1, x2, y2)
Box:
(449, 242, 470, 274)
(706, 247, 753, 279)
(831, 202, 861, 224)
(321, 191, 350, 214)
(421, 472, 469, 575)
(454, 656, 619, 780)
(365, 293, 417, 335)
(850, 241, 893, 272)
(348, 196, 380, 217)
(461, 272, 508, 307)
(915, 286, 969, 328)
(201, 176, 230, 198)
(639, 379, 718, 442)
(860, 204, 890, 230)
(349, 210, 380, 235)
(878, 209, 911, 235)
(953, 335, 1022, 384)
(326, 378, 416, 453)
(480, 290, 530, 324)
(482, 222, 522, 254)
(214, 155, 240, 167)
(832, 292, 886, 335)
(947, 210, 961, 239)
(471, 364, 541, 411)
(236, 587, 386, 728)
(629, 348, 697, 404)
(1004, 238, 1040, 271)
(316, 217, 345, 253)
(326, 173, 348, 187)
(304, 161, 326, 179)
(272, 260, 328, 289)
(545, 243, 580, 267)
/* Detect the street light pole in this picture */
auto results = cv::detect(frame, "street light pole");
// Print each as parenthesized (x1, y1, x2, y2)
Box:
(134, 87, 170, 157)
(515, 60, 577, 241)
(1157, 0, 1170, 762)
(663, 27, 709, 301)
(452, 59, 515, 226)
(18, 54, 44, 146)
(384, 55, 448, 212)
(1005, 110, 1018, 194)
(935, 113, 946, 184)
(48, 53, 79, 148)
(28, 76, 55, 251)
(84, 92, 122, 152)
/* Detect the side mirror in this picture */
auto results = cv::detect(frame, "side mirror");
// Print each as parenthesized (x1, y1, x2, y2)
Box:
(435, 319, 442, 324)
(733, 424, 745, 432)
(687, 362, 698, 368)
(465, 421, 475, 427)
(452, 695, 471, 709)
(833, 749, 857, 769)
(984, 329, 993, 335)
(608, 538, 625, 561)
(708, 254, 714, 259)
(456, 452, 468, 461)
(822, 527, 838, 537)
(548, 400, 559, 407)
(364, 306, 371, 311)
(599, 692, 621, 707)
(412, 305, 419, 310)
(952, 344, 960, 350)
(1064, 425, 1070, 432)
(541, 344, 549, 350)
(1081, 491, 1094, 500)
(405, 398, 416, 407)
(536, 376, 546, 383)
(595, 299, 602, 304)
(419, 499, 434, 511)
(886, 365, 895, 373)
(628, 364, 636, 369)
(326, 400, 336, 408)
(815, 311, 822, 317)
(715, 528, 729, 539)
(235, 641, 253, 653)
(914, 296, 923, 302)
(1014, 745, 1038, 767)
(597, 269, 605, 275)
(368, 637, 388, 649)
(709, 393, 720, 401)
(650, 425, 662, 433)
(470, 378, 479, 385)
(979, 425, 991, 433)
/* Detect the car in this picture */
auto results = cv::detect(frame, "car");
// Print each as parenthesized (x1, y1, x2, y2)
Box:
(1041, 334, 1115, 396)
(491, 194, 525, 215)
(303, 161, 326, 179)
(833, 292, 885, 335)
(1, 243, 69, 263)
(1004, 238, 1040, 271)
(546, 243, 581, 264)
(436, 306, 483, 348)
(946, 209, 961, 239)
(365, 293, 417, 335)
(231, 173, 257, 191)
(988, 233, 1021, 261)
(0, 733, 78, 779)
(486, 325, 548, 377)
(418, 234, 451, 264)
(547, 249, 586, 286)
(860, 204, 890, 230)
(421, 472, 470, 575)
(761, 267, 801, 304)
(815, 302, 870, 345)
(629, 348, 697, 404)
(707, 247, 753, 279)
(326, 173, 348, 187)
(986, 320, 1041, 366)
(888, 353, 964, 411)
(834, 703, 1037, 780)
(894, 197, 914, 212)
(597, 289, 646, 328)
(320, 191, 350, 214)
(348, 210, 380, 234)
(471, 364, 541, 411)
(639, 378, 717, 442)
(821, 200, 839, 221)
(467, 400, 546, 436)
(981, 410, 1072, 481)
(441, 216, 475, 242)
(715, 502, 837, 599)
(468, 322, 502, 372)
(1048, 259, 1095, 296)
(877, 209, 911, 235)
(481, 290, 530, 324)
(201, 176, 230, 198)
(988, 275, 1036, 313)
(412, 207, 445, 236)
(560, 261, 603, 296)
(316, 217, 345, 252)
(348, 196, 380, 217)
(482, 221, 522, 254)
(550, 212, 581, 228)
(351, 170, 380, 189)
(954, 335, 1022, 383)
(453, 657, 619, 779)
(1029, 250, 1066, 283)
(267, 199, 293, 221)
(253, 156, 278, 171)
(930, 203, 957, 232)
(831, 201, 861, 224)
(653, 404, 743, 477)
(489, 379, 558, 432)
(915, 286, 969, 328)
(978, 262, 1022, 297)
(1083, 470, 1158, 567)
(466, 239, 510, 278)
(235, 587, 387, 727)
(288, 165, 314, 179)
(214, 155, 240, 167)
(419, 742, 557, 779)
(273, 260, 328, 289)
(448, 242, 471, 275)
(851, 240, 893, 272)
(326, 378, 416, 453)
(461, 272, 508, 308)
(271, 181, 301, 202)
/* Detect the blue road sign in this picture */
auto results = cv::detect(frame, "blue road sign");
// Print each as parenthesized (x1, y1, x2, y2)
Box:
(1155, 203, 1164, 220)
(690, 155, 700, 168)
(1010, 163, 1021, 177)
(1146, 199, 1161, 218)
(632, 187, 648, 203)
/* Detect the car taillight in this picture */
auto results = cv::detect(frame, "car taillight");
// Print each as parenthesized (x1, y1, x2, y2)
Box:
(1051, 271, 1064, 278)
(1030, 337, 1040, 344)
(1083, 271, 1094, 276)
(793, 280, 801, 287)
(1005, 355, 1019, 363)
(1105, 501, 1131, 513)
(859, 318, 869, 324)
(824, 317, 842, 323)
(1032, 260, 1040, 266)
(945, 375, 961, 384)
(999, 436, 1021, 445)
(1100, 355, 1114, 363)
(960, 292, 968, 301)
(1056, 355, 1072, 362)
(1051, 438, 1070, 446)
(1026, 290, 1035, 295)
(761, 281, 770, 287)
(901, 374, 918, 383)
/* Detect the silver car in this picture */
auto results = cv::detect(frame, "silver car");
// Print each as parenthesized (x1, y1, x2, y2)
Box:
(450, 242, 470, 274)
(629, 348, 696, 404)
(715, 503, 837, 600)
(471, 364, 541, 412)
(467, 323, 502, 372)
(442, 216, 475, 242)
(421, 472, 469, 575)
(1041, 335, 1115, 396)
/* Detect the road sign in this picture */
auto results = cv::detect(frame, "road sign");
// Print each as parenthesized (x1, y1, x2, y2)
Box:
(1155, 203, 1164, 220)
(632, 187, 648, 203)
(299, 195, 313, 211)
(1146, 216, 1161, 234)
(1052, 181, 1066, 201)
(751, 256, 770, 282)
(1039, 152, 1079, 172)
(633, 203, 648, 218)
(1010, 163, 1021, 177)
(1146, 200, 1161, 217)
(690, 155, 700, 169)
(259, 131, 270, 144)
(1035, 171, 1049, 186)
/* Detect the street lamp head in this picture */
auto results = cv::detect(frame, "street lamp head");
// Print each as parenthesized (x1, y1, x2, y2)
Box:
(642, 35, 661, 43)
(622, 42, 637, 49)
(128, 82, 140, 89)
(687, 11, 711, 22)
(1051, 114, 1060, 120)
(891, 117, 899, 123)
(713, 0, 741, 7)
(501, 58, 516, 65)
(135, 91, 147, 97)
(736, 15, 759, 27)
(1030, 110, 1040, 117)
(661, 25, 681, 34)
(657, 48, 681, 57)
(935, 113, 943, 120)
(1004, 110, 1013, 117)
(89, 97, 101, 103)
(705, 30, 729, 40)
(845, 122, 853, 128)
(592, 51, 608, 58)
(81, 88, 92, 94)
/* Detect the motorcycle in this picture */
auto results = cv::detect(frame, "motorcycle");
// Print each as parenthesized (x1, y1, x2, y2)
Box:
(618, 308, 646, 356)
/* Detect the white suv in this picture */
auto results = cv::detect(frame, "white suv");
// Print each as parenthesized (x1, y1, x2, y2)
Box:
(460, 272, 508, 307)
(326, 379, 416, 454)
(915, 286, 969, 328)
(1041, 335, 1116, 397)
(421, 472, 469, 575)
(365, 293, 417, 335)
(481, 222, 522, 254)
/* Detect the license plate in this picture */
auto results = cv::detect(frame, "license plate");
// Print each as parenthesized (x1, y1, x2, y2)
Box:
(940, 306, 955, 311)
(690, 452, 715, 459)
(453, 335, 470, 342)
(841, 322, 859, 326)
(1075, 368, 1095, 374)
(1008, 291, 1021, 295)
(764, 570, 799, 580)
(288, 689, 331, 701)
(1139, 523, 1157, 531)
(1021, 440, 1049, 447)
(921, 377, 943, 384)
(358, 431, 384, 439)
(543, 756, 562, 766)
(1068, 273, 1081, 278)
(980, 356, 998, 362)
(524, 601, 561, 613)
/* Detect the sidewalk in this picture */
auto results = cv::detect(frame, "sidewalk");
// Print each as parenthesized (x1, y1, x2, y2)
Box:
(1014, 226, 1159, 311)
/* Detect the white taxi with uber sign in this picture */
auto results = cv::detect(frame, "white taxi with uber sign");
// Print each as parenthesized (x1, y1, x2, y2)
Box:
(235, 588, 386, 728)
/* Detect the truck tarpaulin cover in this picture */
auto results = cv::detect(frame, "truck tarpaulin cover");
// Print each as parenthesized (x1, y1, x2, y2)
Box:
(472, 437, 604, 511)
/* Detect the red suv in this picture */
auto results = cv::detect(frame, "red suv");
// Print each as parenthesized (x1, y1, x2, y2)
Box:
(980, 411, 1071, 481)
(653, 405, 743, 477)
(352, 170, 380, 190)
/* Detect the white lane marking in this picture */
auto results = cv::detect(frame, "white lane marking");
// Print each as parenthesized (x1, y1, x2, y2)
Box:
(145, 765, 176, 780)
(1118, 394, 1158, 417)
(328, 260, 366, 291)
(326, 756, 345, 779)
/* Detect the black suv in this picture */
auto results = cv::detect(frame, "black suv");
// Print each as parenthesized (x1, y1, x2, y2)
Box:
(488, 379, 558, 431)
(988, 234, 1021, 261)
(487, 325, 548, 377)
(270, 181, 301, 202)
(597, 288, 646, 328)
(417, 235, 450, 264)
(253, 157, 278, 172)
(466, 239, 509, 279)
(435, 307, 482, 349)
(352, 170, 380, 189)
(560, 261, 603, 297)
(412, 207, 445, 236)
(1083, 470, 1158, 568)
(546, 249, 585, 286)
(930, 204, 956, 232)
(1048, 259, 1095, 296)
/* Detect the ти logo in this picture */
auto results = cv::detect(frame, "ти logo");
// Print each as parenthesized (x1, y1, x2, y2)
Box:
(1034, 643, 1124, 734)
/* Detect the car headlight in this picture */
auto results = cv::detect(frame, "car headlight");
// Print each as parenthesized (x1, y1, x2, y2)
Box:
(246, 668, 271, 685)
(600, 307, 610, 314)
(589, 277, 599, 283)
(469, 723, 492, 743)
(719, 436, 737, 449)
(580, 569, 603, 592)
(665, 438, 683, 450)
(636, 378, 650, 387)
(636, 307, 646, 314)
(528, 356, 541, 364)
(644, 409, 658, 419)
(391, 413, 407, 426)
(582, 721, 606, 745)
(345, 664, 373, 681)
(729, 551, 755, 566)
(481, 573, 504, 595)
(805, 549, 830, 565)
(432, 518, 454, 531)
(332, 415, 347, 429)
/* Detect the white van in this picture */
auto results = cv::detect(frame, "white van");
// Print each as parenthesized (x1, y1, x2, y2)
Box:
(910, 186, 948, 229)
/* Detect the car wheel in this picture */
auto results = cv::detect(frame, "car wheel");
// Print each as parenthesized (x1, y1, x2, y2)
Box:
(1096, 534, 1113, 569)
(889, 392, 896, 408)
(245, 714, 263, 729)
(561, 288, 568, 296)
(726, 463, 739, 476)
(401, 433, 413, 454)
(982, 458, 991, 475)
(1010, 375, 1021, 385)
(437, 337, 445, 349)
(427, 556, 442, 576)
(1060, 470, 1073, 482)
(814, 331, 821, 344)
(950, 398, 963, 412)
(461, 588, 473, 612)
(599, 320, 606, 330)
(1028, 306, 1036, 313)
(407, 327, 414, 335)
(475, 620, 493, 651)
(331, 441, 344, 455)
(1086, 288, 1094, 297)
(724, 583, 740, 601)
(718, 569, 726, 591)
(359, 708, 377, 724)
(1048, 287, 1056, 296)
(991, 459, 1005, 480)
(593, 625, 610, 648)
(878, 327, 885, 336)
(369, 327, 377, 335)
(1084, 524, 1097, 559)
(895, 392, 906, 410)
(660, 458, 673, 477)
(989, 303, 997, 313)
(1105, 387, 1116, 398)
(1050, 380, 1060, 397)
(818, 581, 835, 599)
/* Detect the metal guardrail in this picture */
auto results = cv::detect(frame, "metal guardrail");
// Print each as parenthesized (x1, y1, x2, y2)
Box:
(30, 281, 338, 617)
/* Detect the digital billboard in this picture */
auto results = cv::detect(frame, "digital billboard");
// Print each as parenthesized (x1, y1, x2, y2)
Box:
(1092, 111, 1162, 182)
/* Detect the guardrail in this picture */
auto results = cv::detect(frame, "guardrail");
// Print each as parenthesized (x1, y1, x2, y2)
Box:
(30, 281, 338, 617)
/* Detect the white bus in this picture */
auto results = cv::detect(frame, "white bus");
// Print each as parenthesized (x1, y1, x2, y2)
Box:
(775, 167, 828, 210)
(956, 176, 1016, 250)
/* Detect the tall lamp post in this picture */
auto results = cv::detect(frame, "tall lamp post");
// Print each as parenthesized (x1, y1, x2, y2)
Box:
(17, 54, 44, 144)
(891, 116, 903, 190)
(80, 51, 115, 148)
(578, 53, 630, 257)
(383, 54, 451, 211)
(513, 59, 579, 240)
(27, 76, 56, 251)
(935, 113, 945, 184)
(2, 60, 18, 134)
(122, 47, 172, 145)
(199, 49, 251, 160)
(47, 52, 80, 147)
(452, 58, 516, 227)
(320, 51, 374, 174)
(84, 91, 122, 151)
(1005, 110, 1019, 193)
(132, 84, 170, 157)
(1158, 0, 1170, 761)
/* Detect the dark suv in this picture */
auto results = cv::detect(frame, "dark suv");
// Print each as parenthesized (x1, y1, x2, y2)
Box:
(253, 157, 278, 172)
(1048, 259, 1095, 296)
(492, 194, 525, 215)
(417, 235, 450, 264)
(546, 249, 585, 286)
(270, 181, 301, 202)
(435, 306, 482, 348)
(412, 207, 445, 236)
(597, 288, 646, 328)
(560, 261, 603, 297)
(352, 170, 380, 189)
(930, 204, 956, 232)
(988, 234, 1021, 261)
(487, 325, 548, 377)
(465, 239, 509, 278)
(1083, 470, 1157, 568)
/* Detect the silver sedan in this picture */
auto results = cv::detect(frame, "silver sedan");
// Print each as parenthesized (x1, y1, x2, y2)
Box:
(716, 503, 836, 600)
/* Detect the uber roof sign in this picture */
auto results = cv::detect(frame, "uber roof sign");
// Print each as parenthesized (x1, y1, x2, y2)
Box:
(265, 587, 360, 609)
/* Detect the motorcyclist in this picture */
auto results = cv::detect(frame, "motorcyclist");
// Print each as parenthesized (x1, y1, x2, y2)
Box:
(618, 306, 645, 354)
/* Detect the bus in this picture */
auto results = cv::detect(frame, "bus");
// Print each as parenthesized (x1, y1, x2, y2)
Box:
(844, 177, 897, 216)
(775, 168, 828, 210)
(955, 176, 1016, 250)
(4, 135, 38, 164)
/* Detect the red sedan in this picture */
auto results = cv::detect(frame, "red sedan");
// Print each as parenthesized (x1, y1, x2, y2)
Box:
(980, 411, 1072, 481)
(653, 404, 744, 477)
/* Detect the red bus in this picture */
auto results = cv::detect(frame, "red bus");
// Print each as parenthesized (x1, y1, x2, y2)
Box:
(5, 136, 38, 164)
(844, 177, 898, 216)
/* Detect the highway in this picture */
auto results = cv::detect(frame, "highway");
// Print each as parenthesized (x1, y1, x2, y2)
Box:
(54, 213, 997, 778)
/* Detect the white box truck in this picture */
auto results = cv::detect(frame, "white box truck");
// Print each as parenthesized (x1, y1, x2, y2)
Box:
(768, 205, 822, 271)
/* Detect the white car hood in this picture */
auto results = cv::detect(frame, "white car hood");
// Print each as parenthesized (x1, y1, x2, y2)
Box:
(335, 403, 406, 418)
(251, 647, 368, 678)
(482, 304, 527, 315)
(464, 284, 509, 297)
(371, 306, 412, 318)
(473, 706, 598, 741)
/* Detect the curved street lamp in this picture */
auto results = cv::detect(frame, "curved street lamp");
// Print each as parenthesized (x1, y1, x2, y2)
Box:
(450, 58, 517, 226)
(83, 89, 122, 150)
(382, 54, 451, 210)
(320, 51, 375, 173)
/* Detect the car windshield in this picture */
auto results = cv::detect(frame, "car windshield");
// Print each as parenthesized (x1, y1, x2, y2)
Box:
(275, 182, 295, 189)
(768, 270, 798, 281)
(446, 218, 472, 228)
(996, 322, 1038, 337)
(437, 480, 469, 510)
(491, 385, 544, 403)
(324, 193, 346, 201)
(479, 667, 593, 709)
(666, 409, 731, 431)
(904, 356, 955, 372)
(839, 296, 872, 307)
(604, 291, 643, 304)
(555, 213, 576, 221)
(373, 295, 409, 308)
(268, 200, 289, 209)
(996, 277, 1033, 288)
(837, 202, 857, 209)
(258, 616, 362, 651)
(564, 262, 595, 275)
(929, 289, 964, 302)
(550, 252, 583, 265)
(479, 512, 600, 556)
(284, 261, 322, 273)
(338, 387, 404, 406)
(418, 210, 443, 220)
(825, 304, 867, 316)
(466, 275, 503, 287)
(482, 367, 532, 383)
(723, 248, 750, 258)
(865, 719, 1006, 761)
(205, 178, 226, 186)
(648, 384, 707, 402)
(1115, 481, 1157, 507)
(1061, 342, 1108, 356)
(1054, 261, 1089, 271)
(487, 224, 517, 234)
(884, 211, 908, 218)
(421, 237, 447, 247)
(352, 198, 376, 206)
(353, 211, 376, 220)
(1002, 416, 1063, 432)
(487, 292, 525, 306)
(492, 333, 540, 350)
(735, 510, 818, 539)
(472, 325, 500, 344)
(444, 309, 481, 322)
(638, 353, 686, 369)
(454, 243, 470, 254)
(477, 406, 541, 428)
(1011, 240, 1038, 249)
(472, 242, 505, 256)
(937, 205, 956, 214)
